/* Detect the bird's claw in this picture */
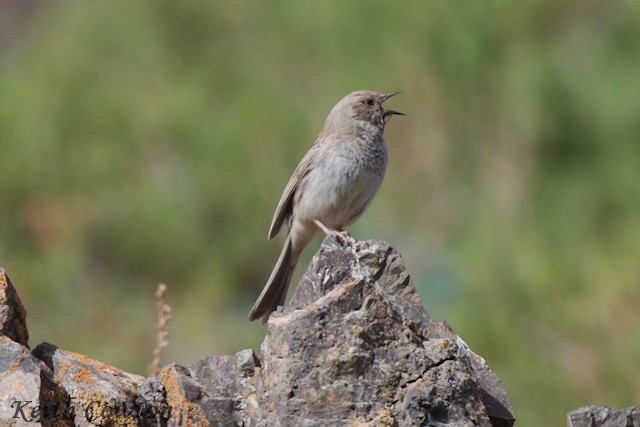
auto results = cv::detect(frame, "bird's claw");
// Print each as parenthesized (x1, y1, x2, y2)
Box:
(335, 229, 356, 246)
(313, 220, 356, 246)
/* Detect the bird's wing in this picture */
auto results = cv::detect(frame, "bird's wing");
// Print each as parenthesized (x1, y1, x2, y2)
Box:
(268, 142, 320, 240)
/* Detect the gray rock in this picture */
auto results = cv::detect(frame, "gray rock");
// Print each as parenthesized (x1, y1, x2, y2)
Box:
(0, 268, 28, 347)
(293, 238, 514, 425)
(0, 336, 57, 425)
(260, 236, 514, 426)
(567, 405, 640, 427)
(158, 349, 260, 427)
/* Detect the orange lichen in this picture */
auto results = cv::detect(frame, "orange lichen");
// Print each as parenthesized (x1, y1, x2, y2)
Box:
(72, 367, 96, 385)
(159, 366, 210, 427)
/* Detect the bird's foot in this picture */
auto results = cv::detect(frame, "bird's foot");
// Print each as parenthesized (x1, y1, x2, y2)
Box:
(313, 220, 356, 246)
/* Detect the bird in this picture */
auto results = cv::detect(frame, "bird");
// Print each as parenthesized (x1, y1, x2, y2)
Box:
(248, 90, 404, 323)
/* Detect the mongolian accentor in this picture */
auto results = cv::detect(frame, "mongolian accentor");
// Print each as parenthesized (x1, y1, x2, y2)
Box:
(248, 90, 404, 323)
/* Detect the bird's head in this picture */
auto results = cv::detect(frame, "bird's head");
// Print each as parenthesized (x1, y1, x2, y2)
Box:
(337, 90, 404, 131)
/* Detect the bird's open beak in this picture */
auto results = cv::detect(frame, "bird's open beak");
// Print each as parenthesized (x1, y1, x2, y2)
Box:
(382, 91, 401, 101)
(382, 91, 405, 116)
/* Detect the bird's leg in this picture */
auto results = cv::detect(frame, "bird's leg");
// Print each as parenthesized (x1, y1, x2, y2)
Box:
(313, 220, 356, 245)
(313, 219, 332, 234)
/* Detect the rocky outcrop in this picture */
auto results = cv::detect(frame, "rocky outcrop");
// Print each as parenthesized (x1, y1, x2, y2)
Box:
(259, 237, 514, 426)
(0, 237, 517, 426)
(567, 405, 640, 427)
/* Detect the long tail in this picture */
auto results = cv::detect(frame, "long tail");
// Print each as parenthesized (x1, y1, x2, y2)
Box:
(248, 234, 296, 323)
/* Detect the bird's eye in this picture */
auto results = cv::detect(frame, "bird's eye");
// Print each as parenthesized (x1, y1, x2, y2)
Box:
(366, 99, 374, 106)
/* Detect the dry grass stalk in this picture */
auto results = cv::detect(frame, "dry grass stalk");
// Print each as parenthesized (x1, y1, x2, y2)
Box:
(148, 283, 172, 377)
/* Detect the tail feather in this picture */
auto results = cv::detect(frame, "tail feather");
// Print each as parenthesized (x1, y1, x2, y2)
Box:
(248, 235, 296, 323)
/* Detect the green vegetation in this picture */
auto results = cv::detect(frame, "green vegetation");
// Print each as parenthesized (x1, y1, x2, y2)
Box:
(1, 1, 638, 425)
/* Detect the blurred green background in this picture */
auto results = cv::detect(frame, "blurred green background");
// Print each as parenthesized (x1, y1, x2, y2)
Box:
(1, 0, 639, 424)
